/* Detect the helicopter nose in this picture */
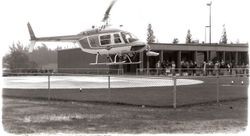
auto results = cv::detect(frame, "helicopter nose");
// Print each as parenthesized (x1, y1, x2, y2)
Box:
(145, 44, 159, 56)
(146, 51, 159, 56)
(130, 44, 147, 52)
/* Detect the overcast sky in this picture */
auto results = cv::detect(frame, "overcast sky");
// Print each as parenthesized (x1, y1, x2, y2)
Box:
(0, 0, 249, 55)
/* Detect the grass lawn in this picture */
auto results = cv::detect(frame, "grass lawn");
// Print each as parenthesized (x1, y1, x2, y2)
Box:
(2, 97, 247, 134)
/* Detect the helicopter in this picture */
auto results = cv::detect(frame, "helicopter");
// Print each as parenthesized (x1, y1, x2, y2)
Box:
(27, 0, 159, 65)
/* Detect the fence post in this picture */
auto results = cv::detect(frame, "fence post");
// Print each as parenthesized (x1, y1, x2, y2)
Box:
(108, 75, 111, 102)
(173, 76, 177, 108)
(108, 75, 110, 89)
(216, 76, 219, 103)
(48, 74, 51, 102)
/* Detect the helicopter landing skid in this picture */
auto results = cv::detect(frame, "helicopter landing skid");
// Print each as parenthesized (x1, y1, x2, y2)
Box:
(90, 61, 141, 66)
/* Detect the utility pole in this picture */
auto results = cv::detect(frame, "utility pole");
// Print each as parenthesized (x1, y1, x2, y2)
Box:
(207, 1, 212, 45)
(205, 26, 206, 43)
(205, 26, 210, 43)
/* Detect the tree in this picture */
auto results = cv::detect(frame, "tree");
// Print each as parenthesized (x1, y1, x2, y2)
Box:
(3, 42, 37, 69)
(220, 25, 227, 44)
(28, 44, 58, 68)
(173, 38, 179, 44)
(146, 24, 156, 43)
(186, 29, 192, 44)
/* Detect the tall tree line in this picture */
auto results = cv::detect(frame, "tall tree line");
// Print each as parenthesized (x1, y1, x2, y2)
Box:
(3, 42, 60, 69)
(28, 44, 59, 68)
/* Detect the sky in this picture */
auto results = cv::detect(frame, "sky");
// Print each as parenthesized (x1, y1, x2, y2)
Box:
(0, 0, 249, 55)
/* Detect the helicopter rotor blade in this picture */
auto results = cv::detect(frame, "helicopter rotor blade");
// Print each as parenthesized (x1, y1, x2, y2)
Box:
(102, 0, 117, 22)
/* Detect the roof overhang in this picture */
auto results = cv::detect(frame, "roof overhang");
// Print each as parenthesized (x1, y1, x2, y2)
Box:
(149, 43, 248, 52)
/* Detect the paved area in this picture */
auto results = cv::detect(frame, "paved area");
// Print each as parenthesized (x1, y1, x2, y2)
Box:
(3, 75, 203, 89)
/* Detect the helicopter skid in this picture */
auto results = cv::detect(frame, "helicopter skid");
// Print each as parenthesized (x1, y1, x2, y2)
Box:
(90, 61, 141, 66)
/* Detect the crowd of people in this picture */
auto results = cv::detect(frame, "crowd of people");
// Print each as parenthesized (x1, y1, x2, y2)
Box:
(154, 60, 249, 76)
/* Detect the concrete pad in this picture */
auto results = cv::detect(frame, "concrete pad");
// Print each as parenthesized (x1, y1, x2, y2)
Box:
(3, 75, 203, 89)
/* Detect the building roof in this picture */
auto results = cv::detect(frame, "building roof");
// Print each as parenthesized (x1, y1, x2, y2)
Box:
(149, 43, 248, 52)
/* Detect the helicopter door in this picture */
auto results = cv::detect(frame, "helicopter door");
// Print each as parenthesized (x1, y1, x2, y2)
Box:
(100, 34, 111, 45)
(113, 33, 122, 44)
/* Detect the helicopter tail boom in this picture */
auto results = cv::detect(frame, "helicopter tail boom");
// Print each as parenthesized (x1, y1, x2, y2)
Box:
(27, 22, 82, 47)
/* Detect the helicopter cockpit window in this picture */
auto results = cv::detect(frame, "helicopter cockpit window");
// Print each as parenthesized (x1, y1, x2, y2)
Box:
(114, 34, 122, 43)
(121, 32, 138, 43)
(100, 35, 111, 45)
(88, 36, 99, 47)
(121, 33, 128, 43)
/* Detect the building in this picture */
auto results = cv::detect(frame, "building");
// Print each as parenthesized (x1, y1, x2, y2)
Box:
(57, 43, 248, 74)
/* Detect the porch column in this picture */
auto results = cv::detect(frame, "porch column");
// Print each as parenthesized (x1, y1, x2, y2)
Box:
(177, 51, 181, 68)
(160, 50, 164, 62)
(146, 56, 149, 75)
(206, 51, 210, 61)
(229, 52, 232, 63)
(235, 52, 238, 66)
(194, 51, 197, 62)
(222, 51, 226, 62)
(139, 52, 144, 69)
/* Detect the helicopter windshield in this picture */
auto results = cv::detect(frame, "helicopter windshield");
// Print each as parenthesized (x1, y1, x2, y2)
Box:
(121, 32, 138, 43)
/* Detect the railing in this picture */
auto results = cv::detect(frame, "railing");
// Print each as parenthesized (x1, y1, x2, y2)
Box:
(4, 68, 124, 76)
(136, 67, 249, 77)
(57, 68, 124, 75)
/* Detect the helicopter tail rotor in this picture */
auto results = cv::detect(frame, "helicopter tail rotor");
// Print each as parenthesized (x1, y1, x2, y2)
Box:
(27, 22, 37, 52)
(27, 22, 36, 41)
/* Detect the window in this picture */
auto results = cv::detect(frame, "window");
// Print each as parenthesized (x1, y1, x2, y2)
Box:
(100, 35, 111, 45)
(121, 33, 128, 43)
(88, 36, 99, 47)
(79, 38, 90, 49)
(121, 32, 138, 43)
(114, 34, 122, 43)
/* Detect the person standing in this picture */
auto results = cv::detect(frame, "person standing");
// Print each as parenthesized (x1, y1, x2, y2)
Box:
(193, 61, 197, 76)
(156, 60, 161, 75)
(171, 61, 176, 76)
(203, 61, 207, 76)
(214, 61, 220, 76)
